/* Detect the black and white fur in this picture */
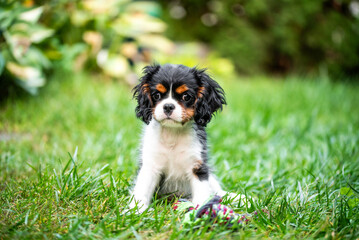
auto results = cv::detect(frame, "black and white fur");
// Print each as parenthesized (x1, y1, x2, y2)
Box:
(130, 64, 231, 212)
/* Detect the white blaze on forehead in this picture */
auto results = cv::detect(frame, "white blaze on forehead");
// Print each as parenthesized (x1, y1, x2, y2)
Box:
(169, 84, 173, 98)
(153, 84, 183, 124)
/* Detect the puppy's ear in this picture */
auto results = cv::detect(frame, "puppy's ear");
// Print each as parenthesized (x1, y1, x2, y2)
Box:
(192, 68, 226, 126)
(132, 64, 160, 124)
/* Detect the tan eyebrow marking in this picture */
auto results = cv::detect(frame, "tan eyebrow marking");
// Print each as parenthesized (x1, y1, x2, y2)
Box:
(175, 84, 189, 94)
(142, 83, 150, 93)
(142, 83, 153, 105)
(156, 84, 167, 93)
(197, 86, 205, 98)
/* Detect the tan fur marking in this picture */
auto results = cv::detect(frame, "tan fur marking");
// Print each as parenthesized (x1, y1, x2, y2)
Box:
(142, 83, 153, 106)
(142, 83, 150, 94)
(181, 104, 195, 123)
(192, 159, 204, 178)
(156, 84, 167, 93)
(197, 86, 205, 98)
(175, 84, 189, 94)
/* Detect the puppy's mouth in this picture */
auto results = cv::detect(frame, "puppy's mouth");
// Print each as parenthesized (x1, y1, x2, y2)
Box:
(158, 117, 183, 127)
(161, 117, 180, 123)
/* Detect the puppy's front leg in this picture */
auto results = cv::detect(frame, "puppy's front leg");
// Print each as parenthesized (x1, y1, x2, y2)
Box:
(191, 176, 211, 207)
(131, 165, 160, 212)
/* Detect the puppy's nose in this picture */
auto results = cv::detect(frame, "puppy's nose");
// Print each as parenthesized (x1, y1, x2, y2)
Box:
(163, 103, 175, 116)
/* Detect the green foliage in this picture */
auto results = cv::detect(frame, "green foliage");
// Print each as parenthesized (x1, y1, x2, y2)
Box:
(0, 0, 170, 97)
(1, 72, 358, 238)
(0, 2, 54, 94)
(160, 0, 359, 77)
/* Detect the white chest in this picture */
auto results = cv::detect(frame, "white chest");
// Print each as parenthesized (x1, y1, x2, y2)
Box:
(141, 121, 202, 179)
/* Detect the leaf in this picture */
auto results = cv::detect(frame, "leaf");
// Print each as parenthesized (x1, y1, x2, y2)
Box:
(97, 52, 129, 78)
(138, 34, 174, 54)
(3, 31, 31, 60)
(112, 13, 166, 37)
(20, 47, 52, 69)
(83, 31, 103, 54)
(8, 22, 54, 44)
(124, 1, 162, 17)
(19, 7, 43, 23)
(27, 25, 54, 43)
(70, 10, 91, 26)
(82, 0, 128, 15)
(0, 2, 24, 29)
(6, 62, 45, 94)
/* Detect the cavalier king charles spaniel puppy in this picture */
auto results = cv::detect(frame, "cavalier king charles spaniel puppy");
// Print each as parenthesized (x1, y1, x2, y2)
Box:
(130, 63, 231, 212)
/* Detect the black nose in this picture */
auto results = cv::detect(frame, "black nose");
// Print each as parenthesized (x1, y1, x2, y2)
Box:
(163, 103, 175, 116)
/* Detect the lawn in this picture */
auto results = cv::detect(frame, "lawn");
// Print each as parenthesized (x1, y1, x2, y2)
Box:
(0, 71, 358, 239)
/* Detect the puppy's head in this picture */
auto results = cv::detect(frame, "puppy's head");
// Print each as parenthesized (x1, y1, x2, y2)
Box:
(133, 64, 226, 127)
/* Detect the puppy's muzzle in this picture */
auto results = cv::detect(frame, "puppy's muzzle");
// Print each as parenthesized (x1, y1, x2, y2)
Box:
(163, 103, 175, 116)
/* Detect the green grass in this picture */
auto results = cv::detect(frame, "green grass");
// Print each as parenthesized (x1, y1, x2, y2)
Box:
(1, 71, 358, 239)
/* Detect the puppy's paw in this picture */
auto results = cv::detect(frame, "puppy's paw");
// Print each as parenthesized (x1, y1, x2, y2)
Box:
(192, 195, 210, 207)
(128, 198, 148, 214)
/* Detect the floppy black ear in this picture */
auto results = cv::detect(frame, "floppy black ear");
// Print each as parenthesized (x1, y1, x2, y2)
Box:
(132, 64, 160, 124)
(192, 68, 226, 126)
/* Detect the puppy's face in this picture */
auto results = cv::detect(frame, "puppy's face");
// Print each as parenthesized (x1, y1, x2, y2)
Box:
(151, 80, 197, 127)
(133, 64, 226, 127)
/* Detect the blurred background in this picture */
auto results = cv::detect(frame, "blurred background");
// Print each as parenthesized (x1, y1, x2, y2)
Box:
(1, 2, 359, 237)
(1, 0, 359, 98)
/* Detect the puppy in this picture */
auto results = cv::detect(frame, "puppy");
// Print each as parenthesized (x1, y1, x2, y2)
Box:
(130, 64, 230, 212)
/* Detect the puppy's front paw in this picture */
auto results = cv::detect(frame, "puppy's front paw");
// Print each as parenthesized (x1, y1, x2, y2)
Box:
(129, 197, 148, 214)
(192, 194, 211, 207)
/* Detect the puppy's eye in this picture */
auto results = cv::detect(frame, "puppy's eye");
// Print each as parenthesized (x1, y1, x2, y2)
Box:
(153, 92, 161, 101)
(182, 93, 192, 102)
